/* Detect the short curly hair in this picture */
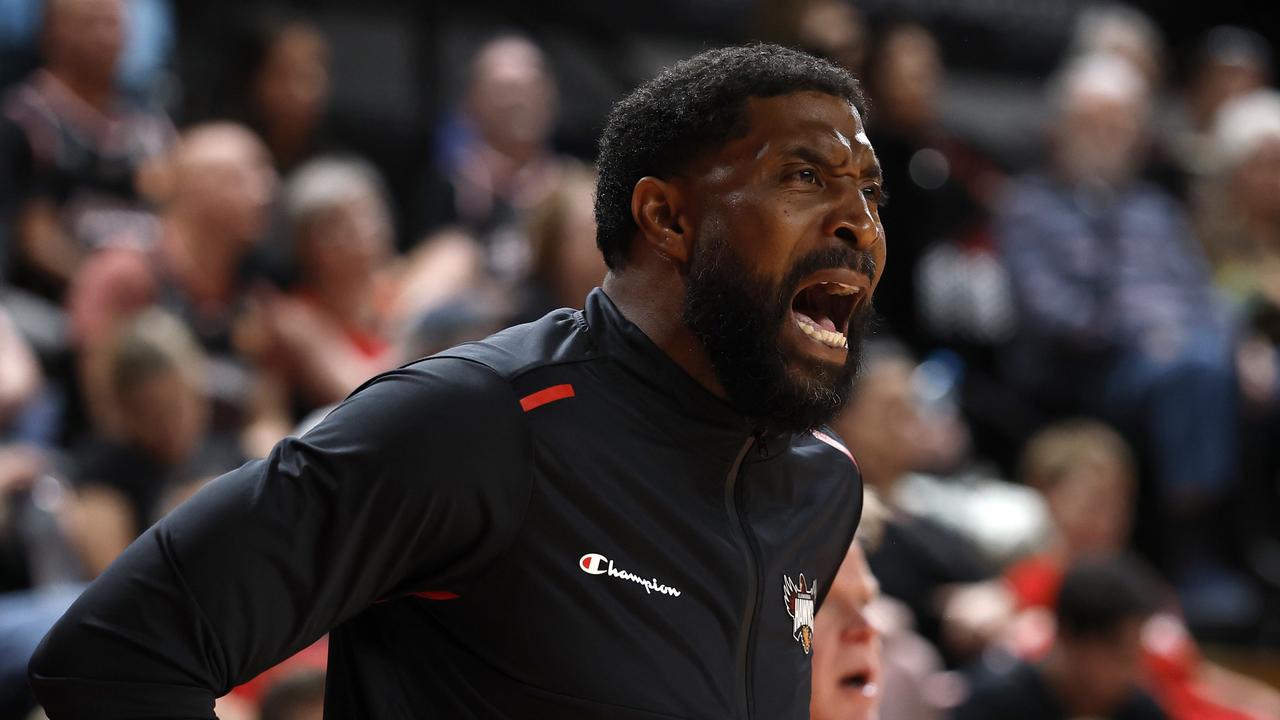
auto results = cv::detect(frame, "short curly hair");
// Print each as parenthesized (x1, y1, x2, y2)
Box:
(594, 43, 867, 270)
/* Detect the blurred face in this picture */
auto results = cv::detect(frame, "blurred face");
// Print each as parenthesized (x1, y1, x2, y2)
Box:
(833, 359, 920, 489)
(680, 92, 886, 433)
(1057, 90, 1147, 186)
(873, 27, 942, 133)
(1061, 619, 1146, 715)
(119, 369, 208, 466)
(300, 192, 393, 291)
(47, 0, 125, 85)
(1046, 459, 1132, 559)
(176, 126, 278, 248)
(798, 0, 867, 76)
(253, 24, 331, 134)
(811, 544, 882, 720)
(1233, 136, 1280, 228)
(467, 38, 557, 159)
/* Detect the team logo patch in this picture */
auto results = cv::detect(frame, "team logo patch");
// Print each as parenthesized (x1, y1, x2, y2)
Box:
(784, 573, 818, 654)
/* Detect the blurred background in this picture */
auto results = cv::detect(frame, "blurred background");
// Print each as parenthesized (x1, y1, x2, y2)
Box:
(0, 0, 1278, 718)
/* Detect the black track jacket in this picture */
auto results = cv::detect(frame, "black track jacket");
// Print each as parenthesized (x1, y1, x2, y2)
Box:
(29, 289, 863, 719)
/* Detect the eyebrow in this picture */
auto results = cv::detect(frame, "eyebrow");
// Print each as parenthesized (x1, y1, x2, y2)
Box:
(781, 145, 882, 180)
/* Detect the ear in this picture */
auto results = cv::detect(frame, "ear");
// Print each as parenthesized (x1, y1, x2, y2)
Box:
(630, 176, 692, 264)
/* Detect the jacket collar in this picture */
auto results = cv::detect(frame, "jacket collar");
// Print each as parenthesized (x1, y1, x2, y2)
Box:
(581, 288, 792, 454)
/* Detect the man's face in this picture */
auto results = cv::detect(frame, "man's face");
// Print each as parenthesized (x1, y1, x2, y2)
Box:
(177, 127, 278, 248)
(1057, 90, 1147, 186)
(680, 92, 886, 433)
(811, 544, 882, 720)
(49, 0, 125, 83)
(833, 358, 921, 488)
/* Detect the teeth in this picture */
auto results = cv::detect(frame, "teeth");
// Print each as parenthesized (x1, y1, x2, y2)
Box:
(796, 316, 848, 349)
(817, 282, 860, 296)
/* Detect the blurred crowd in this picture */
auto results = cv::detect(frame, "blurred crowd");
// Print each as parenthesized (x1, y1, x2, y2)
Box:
(1, 0, 1279, 718)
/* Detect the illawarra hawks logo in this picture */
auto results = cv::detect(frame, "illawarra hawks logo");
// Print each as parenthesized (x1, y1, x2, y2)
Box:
(784, 573, 818, 654)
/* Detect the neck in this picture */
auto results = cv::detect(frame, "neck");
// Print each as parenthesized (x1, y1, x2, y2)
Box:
(602, 262, 725, 400)
(48, 66, 113, 112)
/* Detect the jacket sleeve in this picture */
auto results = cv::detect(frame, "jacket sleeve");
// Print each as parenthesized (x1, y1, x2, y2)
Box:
(28, 357, 534, 719)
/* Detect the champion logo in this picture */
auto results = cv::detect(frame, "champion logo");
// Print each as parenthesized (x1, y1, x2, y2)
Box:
(578, 553, 682, 597)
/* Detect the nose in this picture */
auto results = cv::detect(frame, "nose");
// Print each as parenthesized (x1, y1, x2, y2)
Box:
(840, 606, 878, 644)
(826, 192, 881, 251)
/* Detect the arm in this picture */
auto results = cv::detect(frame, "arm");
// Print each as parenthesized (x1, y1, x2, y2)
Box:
(29, 357, 533, 719)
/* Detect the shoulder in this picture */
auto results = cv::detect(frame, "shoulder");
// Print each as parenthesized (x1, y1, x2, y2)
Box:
(429, 306, 598, 381)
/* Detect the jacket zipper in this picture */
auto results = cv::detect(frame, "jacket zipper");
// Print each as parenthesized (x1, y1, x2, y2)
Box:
(724, 435, 759, 720)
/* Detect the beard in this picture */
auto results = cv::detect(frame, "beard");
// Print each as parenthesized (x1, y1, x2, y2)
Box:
(682, 235, 876, 434)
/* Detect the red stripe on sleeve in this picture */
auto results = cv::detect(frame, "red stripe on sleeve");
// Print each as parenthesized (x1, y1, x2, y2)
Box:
(519, 383, 576, 412)
(412, 591, 461, 600)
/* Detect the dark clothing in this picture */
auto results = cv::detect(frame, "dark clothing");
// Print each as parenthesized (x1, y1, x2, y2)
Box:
(866, 513, 990, 661)
(73, 434, 247, 534)
(29, 289, 864, 719)
(953, 661, 1167, 720)
(2, 70, 173, 296)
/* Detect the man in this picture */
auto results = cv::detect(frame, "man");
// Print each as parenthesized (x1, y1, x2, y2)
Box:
(954, 555, 1167, 720)
(66, 122, 276, 439)
(30, 44, 884, 718)
(810, 492, 885, 720)
(998, 52, 1250, 622)
(2, 0, 174, 296)
(416, 35, 567, 272)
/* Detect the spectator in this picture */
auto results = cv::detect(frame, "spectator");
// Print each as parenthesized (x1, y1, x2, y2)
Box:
(516, 162, 607, 320)
(67, 121, 276, 436)
(2, 0, 174, 297)
(812, 490, 886, 720)
(1162, 26, 1272, 199)
(416, 34, 567, 278)
(997, 53, 1248, 618)
(753, 0, 868, 80)
(1200, 90, 1280, 337)
(1199, 90, 1280, 591)
(955, 555, 1168, 720)
(862, 22, 1009, 355)
(243, 156, 398, 424)
(1004, 420, 1280, 720)
(236, 12, 333, 176)
(833, 342, 1015, 665)
(67, 308, 244, 578)
(1183, 27, 1272, 152)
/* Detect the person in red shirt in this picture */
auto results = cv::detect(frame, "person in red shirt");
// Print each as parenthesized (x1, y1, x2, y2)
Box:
(1004, 419, 1280, 720)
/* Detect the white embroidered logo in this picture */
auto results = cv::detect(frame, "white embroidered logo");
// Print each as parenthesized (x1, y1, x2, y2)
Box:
(784, 573, 818, 654)
(578, 553, 682, 597)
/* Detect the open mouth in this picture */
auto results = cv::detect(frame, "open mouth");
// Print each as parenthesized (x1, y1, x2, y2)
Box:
(839, 671, 879, 699)
(790, 270, 867, 351)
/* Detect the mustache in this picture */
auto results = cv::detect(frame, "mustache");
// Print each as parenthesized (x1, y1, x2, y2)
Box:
(780, 246, 877, 299)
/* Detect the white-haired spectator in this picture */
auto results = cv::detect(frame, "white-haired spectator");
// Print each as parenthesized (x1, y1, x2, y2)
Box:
(1197, 90, 1280, 415)
(999, 52, 1258, 629)
(236, 155, 399, 456)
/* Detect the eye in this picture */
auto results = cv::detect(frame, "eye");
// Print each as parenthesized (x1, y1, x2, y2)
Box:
(862, 185, 889, 206)
(789, 167, 821, 185)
